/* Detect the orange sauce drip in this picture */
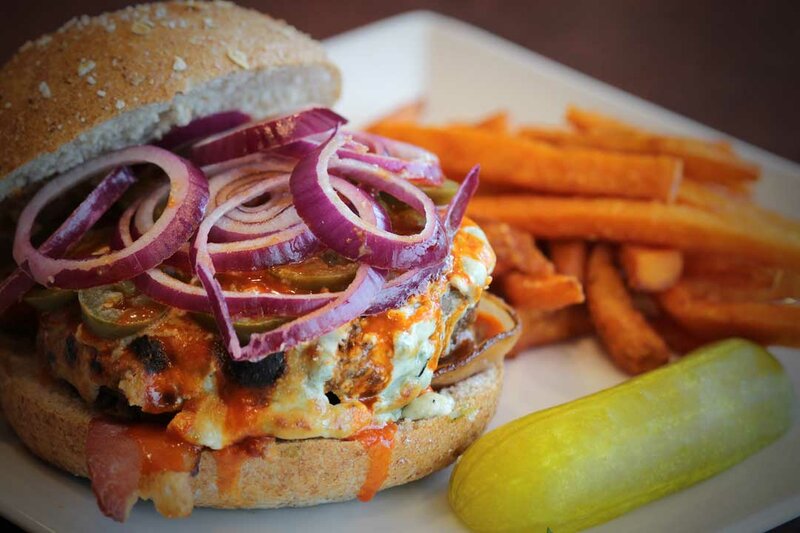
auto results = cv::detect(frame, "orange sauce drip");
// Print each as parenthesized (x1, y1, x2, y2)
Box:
(348, 422, 398, 502)
(216, 270, 298, 294)
(125, 425, 200, 475)
(213, 437, 274, 495)
(475, 311, 505, 341)
(117, 302, 163, 325)
(222, 387, 268, 439)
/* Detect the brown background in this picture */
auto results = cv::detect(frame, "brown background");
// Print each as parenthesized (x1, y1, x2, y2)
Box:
(0, 1, 798, 531)
(1, 0, 799, 163)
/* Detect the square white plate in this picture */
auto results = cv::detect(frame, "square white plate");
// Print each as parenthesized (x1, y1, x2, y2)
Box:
(1, 10, 798, 533)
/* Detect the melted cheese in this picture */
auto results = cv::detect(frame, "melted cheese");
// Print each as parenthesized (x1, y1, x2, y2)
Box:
(401, 391, 455, 420)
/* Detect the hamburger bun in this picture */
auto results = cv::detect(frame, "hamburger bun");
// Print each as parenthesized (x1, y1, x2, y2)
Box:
(0, 0, 514, 520)
(0, 0, 340, 199)
(0, 341, 502, 509)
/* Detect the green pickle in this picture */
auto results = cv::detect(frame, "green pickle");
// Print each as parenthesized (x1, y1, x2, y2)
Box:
(449, 339, 795, 532)
(78, 281, 166, 339)
(23, 286, 76, 311)
(192, 313, 289, 344)
(270, 250, 358, 292)
(420, 178, 459, 205)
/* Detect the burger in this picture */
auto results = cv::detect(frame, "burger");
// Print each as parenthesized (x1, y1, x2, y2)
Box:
(0, 1, 518, 522)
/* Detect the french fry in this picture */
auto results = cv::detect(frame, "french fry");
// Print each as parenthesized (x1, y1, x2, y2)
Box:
(566, 106, 735, 155)
(683, 254, 800, 296)
(562, 107, 758, 184)
(369, 123, 682, 202)
(522, 126, 758, 186)
(548, 240, 587, 282)
(586, 244, 670, 374)
(367, 99, 425, 127)
(664, 276, 800, 304)
(466, 195, 800, 269)
(478, 220, 553, 277)
(648, 316, 706, 354)
(678, 180, 800, 237)
(475, 111, 510, 133)
(619, 245, 683, 292)
(511, 306, 593, 355)
(500, 272, 584, 311)
(566, 106, 646, 135)
(658, 281, 800, 347)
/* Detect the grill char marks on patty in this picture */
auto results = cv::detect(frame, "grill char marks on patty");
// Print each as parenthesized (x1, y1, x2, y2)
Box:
(216, 341, 286, 389)
(38, 309, 221, 415)
(129, 336, 170, 374)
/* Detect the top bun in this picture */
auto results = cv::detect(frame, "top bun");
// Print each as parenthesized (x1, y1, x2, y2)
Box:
(0, 1, 341, 200)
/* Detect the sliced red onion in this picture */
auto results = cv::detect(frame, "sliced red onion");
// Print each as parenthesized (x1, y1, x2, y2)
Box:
(0, 167, 135, 314)
(125, 163, 455, 320)
(192, 174, 386, 361)
(445, 165, 480, 236)
(206, 177, 317, 271)
(347, 131, 443, 185)
(14, 146, 208, 289)
(190, 108, 347, 166)
(0, 270, 37, 315)
(276, 137, 442, 186)
(116, 204, 332, 318)
(206, 166, 306, 242)
(290, 133, 448, 270)
(201, 152, 296, 178)
(364, 258, 449, 315)
(157, 111, 251, 151)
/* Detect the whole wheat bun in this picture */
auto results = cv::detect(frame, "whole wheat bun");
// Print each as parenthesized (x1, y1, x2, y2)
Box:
(0, 344, 502, 509)
(0, 0, 341, 200)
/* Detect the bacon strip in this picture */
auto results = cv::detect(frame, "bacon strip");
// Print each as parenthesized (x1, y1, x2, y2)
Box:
(86, 419, 143, 522)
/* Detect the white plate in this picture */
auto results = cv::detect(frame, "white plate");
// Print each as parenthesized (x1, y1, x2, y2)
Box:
(2, 11, 799, 533)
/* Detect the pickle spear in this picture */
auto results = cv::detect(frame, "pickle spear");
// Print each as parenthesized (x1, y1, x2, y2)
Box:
(449, 339, 795, 533)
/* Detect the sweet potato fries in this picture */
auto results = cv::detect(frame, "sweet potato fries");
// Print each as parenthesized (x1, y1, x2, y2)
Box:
(369, 105, 800, 375)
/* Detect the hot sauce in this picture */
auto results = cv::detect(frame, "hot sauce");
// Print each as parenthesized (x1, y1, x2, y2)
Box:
(213, 437, 274, 495)
(475, 311, 505, 341)
(125, 424, 200, 475)
(348, 422, 398, 502)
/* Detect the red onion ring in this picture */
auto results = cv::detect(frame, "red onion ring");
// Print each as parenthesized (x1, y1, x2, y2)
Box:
(364, 259, 449, 316)
(157, 111, 251, 151)
(290, 133, 448, 270)
(132, 164, 319, 271)
(206, 167, 306, 242)
(0, 167, 135, 314)
(14, 146, 209, 289)
(192, 174, 387, 361)
(346, 131, 443, 185)
(445, 165, 480, 236)
(276, 136, 443, 186)
(200, 152, 297, 179)
(123, 156, 473, 320)
(116, 203, 331, 318)
(190, 108, 347, 166)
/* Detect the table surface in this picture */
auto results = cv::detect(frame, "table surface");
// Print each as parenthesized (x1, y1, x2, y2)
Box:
(0, 1, 798, 531)
(1, 0, 799, 163)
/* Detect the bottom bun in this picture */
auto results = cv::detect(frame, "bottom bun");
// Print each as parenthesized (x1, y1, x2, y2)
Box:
(0, 342, 502, 509)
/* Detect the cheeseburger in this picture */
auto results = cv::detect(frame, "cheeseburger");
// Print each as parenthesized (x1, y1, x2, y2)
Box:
(0, 1, 518, 522)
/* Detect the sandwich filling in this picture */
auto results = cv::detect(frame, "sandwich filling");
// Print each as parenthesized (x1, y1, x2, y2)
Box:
(38, 220, 494, 448)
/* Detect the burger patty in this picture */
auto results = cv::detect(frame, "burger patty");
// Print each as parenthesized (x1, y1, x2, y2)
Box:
(37, 221, 495, 448)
